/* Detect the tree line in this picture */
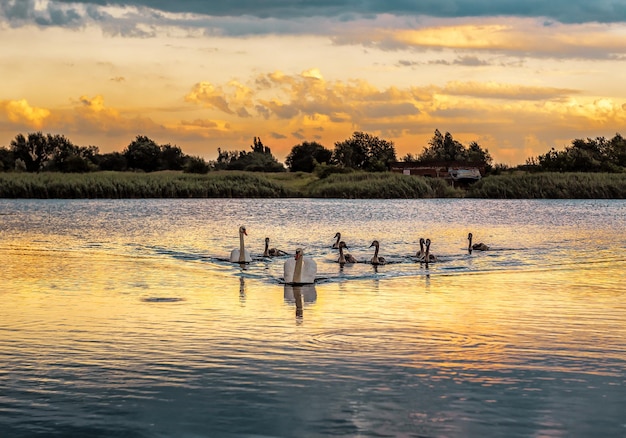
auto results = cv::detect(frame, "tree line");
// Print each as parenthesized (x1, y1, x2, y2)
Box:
(0, 133, 204, 174)
(0, 129, 623, 175)
(524, 134, 626, 173)
(0, 131, 403, 174)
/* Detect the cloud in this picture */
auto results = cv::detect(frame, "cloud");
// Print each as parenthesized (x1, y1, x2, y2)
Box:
(179, 119, 232, 137)
(0, 99, 50, 127)
(185, 81, 253, 117)
(453, 56, 490, 66)
(46, 0, 626, 23)
(185, 69, 579, 129)
(3, 1, 626, 42)
(177, 67, 626, 163)
(399, 55, 491, 67)
(0, 0, 84, 27)
(442, 81, 579, 100)
(351, 20, 626, 60)
(52, 95, 166, 141)
(2, 1, 626, 62)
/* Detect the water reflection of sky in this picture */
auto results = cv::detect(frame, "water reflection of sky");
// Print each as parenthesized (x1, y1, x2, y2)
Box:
(1, 199, 625, 437)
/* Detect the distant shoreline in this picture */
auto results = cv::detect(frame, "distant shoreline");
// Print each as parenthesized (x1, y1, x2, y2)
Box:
(0, 170, 625, 199)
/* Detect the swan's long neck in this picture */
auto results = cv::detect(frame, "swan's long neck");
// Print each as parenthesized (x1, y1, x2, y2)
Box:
(239, 232, 246, 262)
(338, 246, 346, 263)
(468, 234, 472, 250)
(374, 244, 380, 258)
(263, 240, 269, 257)
(293, 255, 304, 283)
(335, 234, 341, 246)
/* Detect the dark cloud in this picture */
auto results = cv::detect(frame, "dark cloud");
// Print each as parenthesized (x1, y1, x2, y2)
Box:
(453, 56, 490, 66)
(5, 0, 626, 24)
(1, 0, 84, 27)
(400, 56, 491, 67)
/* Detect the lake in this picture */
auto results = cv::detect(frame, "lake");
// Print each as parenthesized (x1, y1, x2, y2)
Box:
(1, 198, 625, 437)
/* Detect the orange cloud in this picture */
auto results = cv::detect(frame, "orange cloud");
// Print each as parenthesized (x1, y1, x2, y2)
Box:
(185, 81, 253, 117)
(177, 68, 626, 164)
(0, 99, 50, 128)
(335, 19, 626, 59)
(442, 81, 578, 100)
(1, 71, 624, 166)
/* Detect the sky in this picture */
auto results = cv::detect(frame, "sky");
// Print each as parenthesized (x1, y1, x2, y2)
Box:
(1, 0, 626, 166)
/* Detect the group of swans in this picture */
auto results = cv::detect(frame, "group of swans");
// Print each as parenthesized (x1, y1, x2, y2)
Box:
(336, 233, 435, 265)
(415, 237, 437, 263)
(229, 226, 316, 285)
(229, 226, 490, 285)
(333, 232, 380, 265)
(334, 232, 490, 264)
(229, 226, 287, 261)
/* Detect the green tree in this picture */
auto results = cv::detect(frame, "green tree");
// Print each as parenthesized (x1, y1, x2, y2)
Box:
(212, 148, 239, 170)
(124, 135, 161, 172)
(97, 152, 127, 171)
(184, 156, 210, 174)
(160, 144, 186, 170)
(607, 133, 626, 168)
(10, 132, 56, 172)
(333, 131, 396, 171)
(419, 129, 464, 161)
(47, 137, 98, 173)
(415, 130, 492, 168)
(400, 153, 419, 162)
(532, 134, 626, 173)
(0, 147, 15, 171)
(213, 138, 285, 172)
(285, 141, 332, 172)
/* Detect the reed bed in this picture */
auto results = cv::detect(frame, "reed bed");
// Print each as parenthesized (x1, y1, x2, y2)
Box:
(304, 172, 459, 198)
(467, 172, 626, 199)
(0, 171, 293, 199)
(3, 170, 625, 199)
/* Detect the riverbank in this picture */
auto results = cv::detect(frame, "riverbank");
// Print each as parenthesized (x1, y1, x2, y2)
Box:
(0, 170, 624, 199)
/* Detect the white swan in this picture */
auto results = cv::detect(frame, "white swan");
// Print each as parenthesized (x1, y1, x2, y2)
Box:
(369, 240, 386, 265)
(230, 226, 252, 263)
(338, 241, 357, 264)
(468, 232, 489, 252)
(284, 248, 317, 284)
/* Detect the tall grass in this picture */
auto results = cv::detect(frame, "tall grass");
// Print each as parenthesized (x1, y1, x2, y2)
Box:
(3, 170, 624, 199)
(0, 171, 294, 199)
(304, 172, 460, 198)
(467, 172, 626, 199)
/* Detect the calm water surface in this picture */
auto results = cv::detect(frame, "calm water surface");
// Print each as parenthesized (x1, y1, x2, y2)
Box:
(1, 198, 625, 437)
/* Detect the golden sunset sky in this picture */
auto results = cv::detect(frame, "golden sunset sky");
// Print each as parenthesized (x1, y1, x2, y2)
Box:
(1, 0, 626, 165)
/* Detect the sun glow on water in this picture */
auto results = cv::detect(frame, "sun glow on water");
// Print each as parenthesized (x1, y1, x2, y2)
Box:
(1, 198, 625, 437)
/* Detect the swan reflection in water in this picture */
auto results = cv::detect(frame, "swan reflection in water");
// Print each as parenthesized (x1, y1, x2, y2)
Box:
(284, 284, 317, 319)
(238, 276, 246, 303)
